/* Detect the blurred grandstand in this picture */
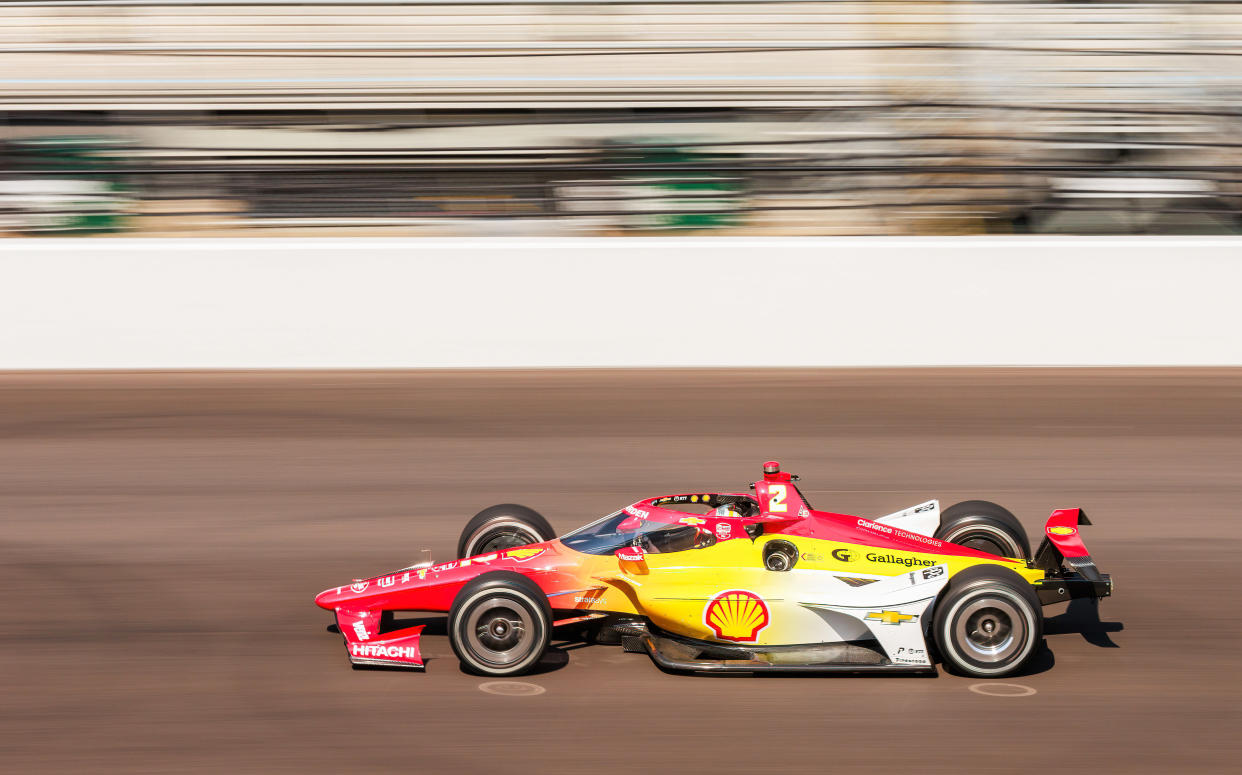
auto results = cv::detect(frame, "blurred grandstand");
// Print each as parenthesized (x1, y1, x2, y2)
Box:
(3, 0, 1242, 235)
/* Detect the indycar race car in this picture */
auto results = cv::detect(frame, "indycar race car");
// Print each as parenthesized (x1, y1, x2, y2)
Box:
(314, 461, 1112, 678)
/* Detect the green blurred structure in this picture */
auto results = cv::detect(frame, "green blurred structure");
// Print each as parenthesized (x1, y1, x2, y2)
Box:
(1, 136, 130, 234)
(604, 139, 743, 230)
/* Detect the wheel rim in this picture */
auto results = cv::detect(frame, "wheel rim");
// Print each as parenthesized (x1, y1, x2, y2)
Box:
(942, 523, 1023, 558)
(953, 595, 1027, 664)
(463, 595, 537, 669)
(466, 521, 542, 557)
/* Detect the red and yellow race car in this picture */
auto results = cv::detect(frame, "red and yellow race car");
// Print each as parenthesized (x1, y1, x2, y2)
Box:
(315, 461, 1111, 678)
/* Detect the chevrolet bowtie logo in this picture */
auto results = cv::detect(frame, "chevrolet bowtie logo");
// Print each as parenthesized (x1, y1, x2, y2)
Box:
(866, 610, 916, 625)
(679, 516, 707, 526)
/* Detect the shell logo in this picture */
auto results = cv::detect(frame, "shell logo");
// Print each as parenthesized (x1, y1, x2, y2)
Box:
(1048, 526, 1078, 536)
(703, 590, 770, 643)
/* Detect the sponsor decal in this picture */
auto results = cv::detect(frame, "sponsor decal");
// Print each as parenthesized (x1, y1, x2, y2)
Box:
(715, 522, 732, 540)
(801, 551, 824, 562)
(401, 572, 410, 583)
(893, 646, 928, 664)
(855, 519, 944, 549)
(866, 552, 935, 568)
(865, 610, 918, 626)
(377, 576, 395, 588)
(798, 504, 811, 518)
(679, 516, 706, 526)
(914, 503, 935, 513)
(417, 559, 459, 578)
(922, 566, 946, 580)
(655, 494, 711, 506)
(703, 590, 770, 643)
(460, 553, 498, 568)
(616, 547, 645, 562)
(350, 581, 369, 593)
(894, 528, 943, 548)
(504, 546, 547, 562)
(574, 595, 606, 605)
(1047, 525, 1077, 536)
(624, 505, 650, 520)
(351, 621, 370, 641)
(350, 643, 418, 660)
(831, 548, 855, 563)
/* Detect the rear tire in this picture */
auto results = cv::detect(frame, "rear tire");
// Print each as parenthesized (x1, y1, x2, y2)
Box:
(933, 565, 1042, 678)
(457, 504, 555, 560)
(448, 572, 552, 677)
(935, 500, 1030, 560)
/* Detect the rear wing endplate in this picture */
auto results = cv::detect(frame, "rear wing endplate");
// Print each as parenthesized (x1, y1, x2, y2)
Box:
(1032, 508, 1113, 604)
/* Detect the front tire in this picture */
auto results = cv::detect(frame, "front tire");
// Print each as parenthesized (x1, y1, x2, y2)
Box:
(457, 504, 555, 560)
(935, 500, 1031, 560)
(448, 572, 552, 676)
(933, 566, 1043, 678)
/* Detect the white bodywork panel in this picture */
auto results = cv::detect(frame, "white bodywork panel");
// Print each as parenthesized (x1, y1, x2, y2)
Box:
(797, 564, 949, 666)
(725, 562, 949, 666)
(875, 499, 941, 538)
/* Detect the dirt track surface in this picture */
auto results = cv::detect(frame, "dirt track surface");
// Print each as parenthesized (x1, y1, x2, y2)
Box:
(2, 369, 1240, 773)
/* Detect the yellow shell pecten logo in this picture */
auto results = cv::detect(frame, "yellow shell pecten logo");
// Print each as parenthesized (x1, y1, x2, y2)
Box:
(1047, 526, 1077, 536)
(703, 590, 770, 642)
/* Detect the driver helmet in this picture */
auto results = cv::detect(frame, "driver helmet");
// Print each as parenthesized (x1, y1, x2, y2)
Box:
(711, 504, 744, 519)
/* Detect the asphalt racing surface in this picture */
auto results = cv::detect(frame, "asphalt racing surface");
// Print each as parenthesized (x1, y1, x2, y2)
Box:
(3, 369, 1240, 773)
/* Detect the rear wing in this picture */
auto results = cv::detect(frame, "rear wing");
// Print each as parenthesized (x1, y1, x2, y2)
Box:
(1031, 508, 1113, 605)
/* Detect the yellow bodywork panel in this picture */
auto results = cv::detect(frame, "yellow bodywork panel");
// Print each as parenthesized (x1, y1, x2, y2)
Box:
(576, 534, 1042, 646)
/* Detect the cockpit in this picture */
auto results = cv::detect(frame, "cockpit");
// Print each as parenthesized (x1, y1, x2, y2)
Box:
(559, 493, 760, 556)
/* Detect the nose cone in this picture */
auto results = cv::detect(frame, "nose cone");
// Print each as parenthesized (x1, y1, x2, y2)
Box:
(315, 587, 338, 610)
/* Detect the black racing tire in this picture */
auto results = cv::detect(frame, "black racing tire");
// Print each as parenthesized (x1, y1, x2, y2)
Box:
(457, 504, 555, 560)
(935, 500, 1031, 561)
(933, 565, 1043, 678)
(448, 572, 552, 677)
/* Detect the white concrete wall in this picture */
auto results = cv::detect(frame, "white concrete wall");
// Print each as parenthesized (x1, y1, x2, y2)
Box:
(1, 236, 1239, 368)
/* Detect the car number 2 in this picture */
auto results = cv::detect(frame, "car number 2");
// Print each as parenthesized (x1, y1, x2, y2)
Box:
(769, 484, 788, 512)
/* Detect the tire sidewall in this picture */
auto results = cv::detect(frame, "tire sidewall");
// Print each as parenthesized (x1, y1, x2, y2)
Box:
(936, 500, 1031, 560)
(937, 516, 1027, 560)
(449, 573, 551, 676)
(934, 567, 1042, 678)
(457, 504, 555, 560)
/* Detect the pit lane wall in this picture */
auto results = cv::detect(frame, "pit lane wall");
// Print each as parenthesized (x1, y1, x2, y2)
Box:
(2, 237, 1240, 368)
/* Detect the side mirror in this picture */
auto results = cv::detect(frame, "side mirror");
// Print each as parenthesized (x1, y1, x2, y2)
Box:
(615, 546, 645, 563)
(617, 515, 645, 531)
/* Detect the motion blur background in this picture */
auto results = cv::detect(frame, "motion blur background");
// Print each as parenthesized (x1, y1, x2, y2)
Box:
(3, 4, 1242, 774)
(6, 0, 1242, 236)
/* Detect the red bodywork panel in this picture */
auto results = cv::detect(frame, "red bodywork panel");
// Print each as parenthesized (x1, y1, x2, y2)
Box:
(315, 545, 576, 614)
(315, 486, 1021, 622)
